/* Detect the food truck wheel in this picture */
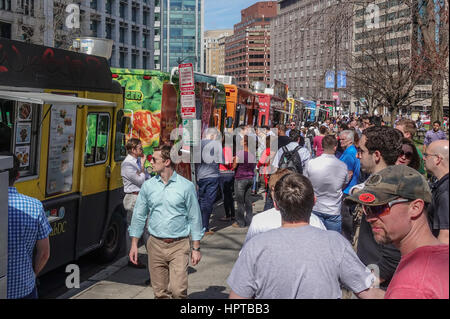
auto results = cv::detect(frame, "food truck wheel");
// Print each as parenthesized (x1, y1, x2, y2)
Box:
(97, 211, 125, 263)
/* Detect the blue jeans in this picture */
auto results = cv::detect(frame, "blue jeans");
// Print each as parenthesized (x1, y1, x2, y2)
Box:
(263, 191, 274, 211)
(234, 178, 254, 227)
(197, 177, 219, 231)
(219, 173, 235, 218)
(313, 211, 342, 233)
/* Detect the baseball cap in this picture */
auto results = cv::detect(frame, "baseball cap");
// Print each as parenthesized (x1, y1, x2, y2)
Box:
(346, 165, 432, 206)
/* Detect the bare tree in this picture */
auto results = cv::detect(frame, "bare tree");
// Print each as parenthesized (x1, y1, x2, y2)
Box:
(346, 9, 429, 125)
(406, 0, 449, 123)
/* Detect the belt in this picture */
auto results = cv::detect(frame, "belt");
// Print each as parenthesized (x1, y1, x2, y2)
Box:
(152, 235, 189, 244)
(126, 192, 139, 195)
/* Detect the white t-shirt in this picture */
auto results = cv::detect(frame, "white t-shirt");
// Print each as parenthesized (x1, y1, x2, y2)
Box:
(243, 208, 326, 246)
(304, 154, 349, 215)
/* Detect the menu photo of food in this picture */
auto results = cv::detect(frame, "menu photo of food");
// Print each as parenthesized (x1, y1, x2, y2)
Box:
(18, 102, 32, 121)
(15, 145, 30, 168)
(15, 123, 31, 144)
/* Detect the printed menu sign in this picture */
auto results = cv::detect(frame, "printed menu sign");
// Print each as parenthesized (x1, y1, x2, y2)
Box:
(46, 104, 77, 196)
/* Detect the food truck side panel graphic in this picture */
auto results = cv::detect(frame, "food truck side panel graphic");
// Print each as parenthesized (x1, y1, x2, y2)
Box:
(110, 68, 171, 155)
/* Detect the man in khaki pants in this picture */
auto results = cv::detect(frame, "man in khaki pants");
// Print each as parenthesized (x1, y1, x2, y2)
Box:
(129, 144, 204, 299)
(121, 138, 148, 269)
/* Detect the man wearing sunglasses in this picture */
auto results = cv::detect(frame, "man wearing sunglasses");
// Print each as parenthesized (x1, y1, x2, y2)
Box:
(352, 126, 404, 290)
(346, 165, 448, 299)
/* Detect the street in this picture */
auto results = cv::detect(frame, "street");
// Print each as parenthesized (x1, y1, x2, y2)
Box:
(50, 192, 265, 299)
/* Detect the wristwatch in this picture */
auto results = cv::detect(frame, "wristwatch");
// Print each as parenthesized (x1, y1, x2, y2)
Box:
(192, 247, 201, 252)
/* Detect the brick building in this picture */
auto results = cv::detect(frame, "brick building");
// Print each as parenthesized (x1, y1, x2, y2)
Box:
(224, 1, 276, 89)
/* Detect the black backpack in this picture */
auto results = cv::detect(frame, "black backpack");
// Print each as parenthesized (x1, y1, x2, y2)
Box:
(278, 145, 303, 175)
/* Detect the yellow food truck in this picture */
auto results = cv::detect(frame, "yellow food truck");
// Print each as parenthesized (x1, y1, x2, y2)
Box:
(0, 38, 128, 274)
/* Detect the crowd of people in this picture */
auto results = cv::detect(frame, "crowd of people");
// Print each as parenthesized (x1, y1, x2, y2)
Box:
(3, 112, 448, 300)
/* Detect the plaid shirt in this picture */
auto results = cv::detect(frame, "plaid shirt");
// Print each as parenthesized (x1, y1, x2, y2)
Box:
(7, 187, 52, 299)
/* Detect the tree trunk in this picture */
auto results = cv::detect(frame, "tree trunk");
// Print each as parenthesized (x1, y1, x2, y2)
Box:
(390, 107, 398, 127)
(431, 70, 444, 124)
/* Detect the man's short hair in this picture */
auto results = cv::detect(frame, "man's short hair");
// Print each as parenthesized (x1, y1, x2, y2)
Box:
(125, 138, 142, 153)
(154, 144, 175, 168)
(433, 120, 441, 126)
(396, 119, 417, 137)
(319, 126, 328, 134)
(278, 124, 287, 133)
(268, 168, 292, 191)
(289, 129, 301, 143)
(340, 130, 355, 143)
(363, 126, 403, 165)
(273, 173, 315, 223)
(0, 152, 20, 186)
(322, 135, 337, 150)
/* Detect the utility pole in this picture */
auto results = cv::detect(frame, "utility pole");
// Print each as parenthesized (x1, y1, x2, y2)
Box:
(334, 26, 339, 117)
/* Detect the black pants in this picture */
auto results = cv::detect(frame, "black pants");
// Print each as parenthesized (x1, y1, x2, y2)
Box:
(341, 194, 357, 243)
(220, 173, 235, 218)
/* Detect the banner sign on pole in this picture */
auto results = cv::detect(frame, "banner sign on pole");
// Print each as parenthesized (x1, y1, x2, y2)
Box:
(325, 71, 334, 88)
(179, 63, 195, 91)
(325, 71, 346, 88)
(337, 71, 346, 88)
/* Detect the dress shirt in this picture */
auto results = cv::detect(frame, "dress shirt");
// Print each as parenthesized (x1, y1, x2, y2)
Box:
(129, 172, 204, 241)
(121, 154, 146, 193)
(7, 187, 52, 299)
(304, 154, 349, 215)
(272, 142, 311, 171)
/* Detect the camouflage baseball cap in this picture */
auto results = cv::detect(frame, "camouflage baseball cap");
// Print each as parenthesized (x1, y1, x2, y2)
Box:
(346, 165, 432, 206)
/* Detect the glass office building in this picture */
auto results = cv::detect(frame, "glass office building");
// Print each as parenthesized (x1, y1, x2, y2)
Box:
(161, 0, 204, 72)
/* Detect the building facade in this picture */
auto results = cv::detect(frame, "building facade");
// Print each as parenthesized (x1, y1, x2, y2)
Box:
(160, 0, 204, 73)
(203, 29, 233, 75)
(0, 0, 159, 69)
(352, 0, 448, 116)
(225, 1, 276, 89)
(270, 0, 353, 111)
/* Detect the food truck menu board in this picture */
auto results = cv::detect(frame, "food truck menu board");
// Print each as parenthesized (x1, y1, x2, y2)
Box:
(14, 102, 33, 170)
(46, 104, 77, 196)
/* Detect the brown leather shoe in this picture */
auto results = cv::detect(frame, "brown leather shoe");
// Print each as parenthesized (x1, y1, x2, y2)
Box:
(204, 230, 215, 236)
(231, 222, 244, 228)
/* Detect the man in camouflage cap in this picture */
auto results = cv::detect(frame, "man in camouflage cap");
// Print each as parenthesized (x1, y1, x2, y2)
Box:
(346, 165, 449, 299)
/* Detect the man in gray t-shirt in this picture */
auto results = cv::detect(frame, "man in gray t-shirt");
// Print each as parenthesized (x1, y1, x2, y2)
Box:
(227, 173, 385, 299)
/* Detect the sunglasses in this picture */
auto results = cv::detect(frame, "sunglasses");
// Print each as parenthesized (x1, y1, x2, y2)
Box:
(399, 150, 413, 160)
(362, 198, 411, 216)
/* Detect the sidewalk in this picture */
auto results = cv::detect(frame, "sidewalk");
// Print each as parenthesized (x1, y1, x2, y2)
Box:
(58, 191, 267, 299)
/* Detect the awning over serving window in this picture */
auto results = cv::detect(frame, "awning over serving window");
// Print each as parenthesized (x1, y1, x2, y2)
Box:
(0, 91, 117, 107)
(273, 109, 296, 116)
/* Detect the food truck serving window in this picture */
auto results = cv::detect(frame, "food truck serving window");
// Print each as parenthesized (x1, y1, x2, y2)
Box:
(0, 99, 40, 178)
(114, 110, 129, 162)
(85, 113, 110, 166)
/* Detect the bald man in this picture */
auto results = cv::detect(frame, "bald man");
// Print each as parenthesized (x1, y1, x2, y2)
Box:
(424, 140, 449, 244)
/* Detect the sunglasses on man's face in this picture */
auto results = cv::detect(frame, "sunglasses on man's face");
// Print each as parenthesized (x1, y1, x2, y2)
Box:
(362, 198, 411, 216)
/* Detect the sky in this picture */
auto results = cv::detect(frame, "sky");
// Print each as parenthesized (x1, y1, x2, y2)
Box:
(205, 0, 269, 31)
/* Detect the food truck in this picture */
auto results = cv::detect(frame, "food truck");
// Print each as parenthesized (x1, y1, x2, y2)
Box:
(224, 85, 259, 130)
(0, 38, 127, 274)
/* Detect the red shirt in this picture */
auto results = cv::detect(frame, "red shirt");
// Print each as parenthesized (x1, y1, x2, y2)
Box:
(313, 135, 325, 157)
(385, 245, 449, 299)
(219, 146, 233, 172)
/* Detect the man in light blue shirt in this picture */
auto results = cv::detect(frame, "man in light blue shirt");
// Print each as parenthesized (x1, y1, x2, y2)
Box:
(129, 144, 203, 299)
